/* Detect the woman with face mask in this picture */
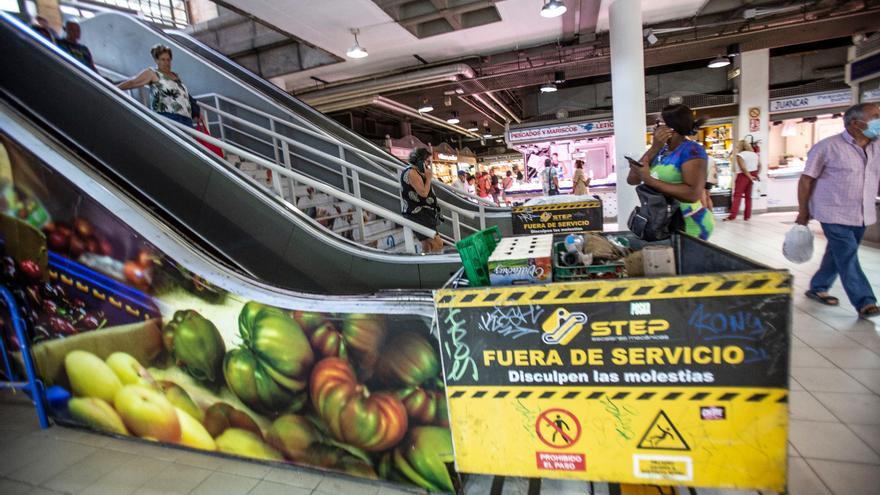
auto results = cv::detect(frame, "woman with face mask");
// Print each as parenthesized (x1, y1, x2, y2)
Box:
(400, 148, 443, 253)
(627, 104, 714, 240)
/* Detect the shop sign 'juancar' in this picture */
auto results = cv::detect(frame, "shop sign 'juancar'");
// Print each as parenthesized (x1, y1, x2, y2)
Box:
(435, 272, 791, 491)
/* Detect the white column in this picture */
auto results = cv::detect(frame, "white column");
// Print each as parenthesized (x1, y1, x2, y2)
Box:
(609, 0, 646, 226)
(737, 49, 770, 212)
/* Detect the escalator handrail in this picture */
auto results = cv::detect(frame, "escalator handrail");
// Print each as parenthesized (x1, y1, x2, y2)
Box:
(163, 118, 445, 248)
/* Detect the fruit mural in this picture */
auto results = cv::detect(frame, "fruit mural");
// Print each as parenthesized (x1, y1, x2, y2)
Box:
(0, 133, 457, 492)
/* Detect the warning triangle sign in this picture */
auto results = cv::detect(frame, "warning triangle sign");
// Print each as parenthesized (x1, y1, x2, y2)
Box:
(636, 410, 690, 451)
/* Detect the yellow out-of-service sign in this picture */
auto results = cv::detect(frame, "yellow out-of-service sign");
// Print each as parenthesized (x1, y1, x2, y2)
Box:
(435, 271, 791, 492)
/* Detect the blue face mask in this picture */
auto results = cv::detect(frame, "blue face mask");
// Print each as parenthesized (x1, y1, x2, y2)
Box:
(863, 118, 880, 140)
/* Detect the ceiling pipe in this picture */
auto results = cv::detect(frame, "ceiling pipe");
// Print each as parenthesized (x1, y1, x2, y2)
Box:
(374, 97, 482, 139)
(470, 93, 512, 124)
(485, 91, 521, 123)
(299, 63, 476, 107)
(315, 95, 481, 138)
(457, 96, 505, 127)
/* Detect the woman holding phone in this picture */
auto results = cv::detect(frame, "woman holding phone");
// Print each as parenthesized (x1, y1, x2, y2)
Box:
(627, 104, 714, 240)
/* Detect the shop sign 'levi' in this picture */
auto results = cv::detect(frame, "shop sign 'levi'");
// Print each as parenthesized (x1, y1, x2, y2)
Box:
(435, 272, 791, 491)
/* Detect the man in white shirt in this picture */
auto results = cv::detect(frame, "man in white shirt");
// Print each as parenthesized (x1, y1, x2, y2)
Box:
(451, 169, 469, 194)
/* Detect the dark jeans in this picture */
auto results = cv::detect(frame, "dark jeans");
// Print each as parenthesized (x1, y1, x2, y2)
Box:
(158, 112, 194, 127)
(810, 223, 876, 311)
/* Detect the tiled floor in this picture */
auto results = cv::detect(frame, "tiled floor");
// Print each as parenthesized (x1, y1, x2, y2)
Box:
(0, 212, 878, 495)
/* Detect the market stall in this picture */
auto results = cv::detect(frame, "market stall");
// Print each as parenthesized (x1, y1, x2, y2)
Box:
(431, 142, 460, 184)
(386, 134, 428, 162)
(766, 89, 852, 210)
(505, 117, 618, 218)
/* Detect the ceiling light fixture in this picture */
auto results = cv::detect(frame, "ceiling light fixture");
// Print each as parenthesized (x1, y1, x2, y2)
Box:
(540, 0, 567, 18)
(345, 28, 368, 59)
(417, 98, 434, 113)
(540, 82, 558, 93)
(483, 127, 493, 138)
(467, 121, 479, 132)
(447, 111, 460, 125)
(707, 55, 730, 69)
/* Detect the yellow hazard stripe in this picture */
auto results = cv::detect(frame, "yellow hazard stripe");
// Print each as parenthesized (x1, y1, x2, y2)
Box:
(436, 271, 791, 308)
(513, 201, 601, 212)
(445, 385, 788, 403)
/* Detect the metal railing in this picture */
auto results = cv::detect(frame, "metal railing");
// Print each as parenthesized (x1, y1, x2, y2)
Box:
(196, 95, 490, 242)
(0, 286, 50, 429)
(164, 118, 446, 253)
(197, 93, 498, 203)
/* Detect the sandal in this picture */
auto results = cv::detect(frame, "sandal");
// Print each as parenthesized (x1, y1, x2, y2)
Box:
(805, 291, 839, 306)
(859, 305, 880, 320)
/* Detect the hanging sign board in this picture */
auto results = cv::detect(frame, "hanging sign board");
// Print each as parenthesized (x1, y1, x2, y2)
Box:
(769, 90, 851, 113)
(748, 107, 761, 133)
(435, 270, 791, 491)
(511, 200, 604, 235)
(509, 120, 614, 144)
(863, 89, 880, 102)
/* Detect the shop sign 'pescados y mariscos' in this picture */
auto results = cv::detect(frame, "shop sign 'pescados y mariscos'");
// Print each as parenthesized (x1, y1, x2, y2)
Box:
(435, 273, 791, 491)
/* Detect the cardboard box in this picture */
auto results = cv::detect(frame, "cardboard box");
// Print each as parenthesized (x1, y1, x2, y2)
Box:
(488, 234, 553, 285)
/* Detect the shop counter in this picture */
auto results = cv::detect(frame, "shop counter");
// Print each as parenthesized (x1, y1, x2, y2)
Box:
(767, 166, 804, 210)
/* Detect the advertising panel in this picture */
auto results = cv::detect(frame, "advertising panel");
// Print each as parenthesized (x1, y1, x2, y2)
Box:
(435, 274, 791, 491)
(0, 133, 455, 493)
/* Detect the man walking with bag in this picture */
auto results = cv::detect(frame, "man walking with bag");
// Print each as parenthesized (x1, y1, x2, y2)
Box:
(798, 103, 880, 319)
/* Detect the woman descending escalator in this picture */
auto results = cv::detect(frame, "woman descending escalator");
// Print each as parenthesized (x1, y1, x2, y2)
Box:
(117, 45, 196, 127)
(400, 148, 443, 254)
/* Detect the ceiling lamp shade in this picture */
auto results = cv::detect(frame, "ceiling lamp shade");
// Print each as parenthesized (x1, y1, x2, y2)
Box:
(540, 0, 567, 18)
(346, 28, 368, 59)
(540, 82, 558, 93)
(467, 121, 479, 132)
(447, 111, 460, 124)
(707, 55, 730, 68)
(417, 98, 434, 113)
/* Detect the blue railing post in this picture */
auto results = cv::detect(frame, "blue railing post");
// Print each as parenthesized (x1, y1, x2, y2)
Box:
(0, 285, 50, 428)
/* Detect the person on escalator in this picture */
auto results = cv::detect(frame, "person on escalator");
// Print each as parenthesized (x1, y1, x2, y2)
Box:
(117, 45, 194, 127)
(56, 21, 97, 72)
(400, 148, 443, 253)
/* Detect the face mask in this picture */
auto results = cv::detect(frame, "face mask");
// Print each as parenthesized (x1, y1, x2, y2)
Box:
(862, 118, 880, 140)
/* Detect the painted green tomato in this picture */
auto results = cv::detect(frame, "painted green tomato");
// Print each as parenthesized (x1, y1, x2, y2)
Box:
(392, 427, 455, 492)
(224, 302, 314, 415)
(163, 310, 225, 383)
(376, 332, 440, 387)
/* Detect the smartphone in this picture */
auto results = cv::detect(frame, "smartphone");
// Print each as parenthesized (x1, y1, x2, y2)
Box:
(624, 156, 643, 168)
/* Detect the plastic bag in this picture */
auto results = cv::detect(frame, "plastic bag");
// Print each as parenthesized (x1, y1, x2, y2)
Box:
(783, 224, 813, 264)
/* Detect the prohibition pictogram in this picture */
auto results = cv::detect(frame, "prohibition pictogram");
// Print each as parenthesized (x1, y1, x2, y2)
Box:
(535, 408, 581, 448)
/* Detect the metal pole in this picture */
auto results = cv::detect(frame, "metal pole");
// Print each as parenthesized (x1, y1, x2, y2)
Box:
(452, 210, 462, 242)
(280, 140, 297, 203)
(351, 169, 367, 243)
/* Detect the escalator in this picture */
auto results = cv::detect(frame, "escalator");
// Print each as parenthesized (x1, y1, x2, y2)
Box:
(76, 11, 512, 238)
(0, 12, 461, 293)
(0, 99, 460, 493)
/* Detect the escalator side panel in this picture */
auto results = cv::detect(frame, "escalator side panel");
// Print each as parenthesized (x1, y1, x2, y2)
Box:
(194, 170, 323, 291)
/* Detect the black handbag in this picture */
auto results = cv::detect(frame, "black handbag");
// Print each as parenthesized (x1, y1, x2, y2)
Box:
(627, 184, 683, 241)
